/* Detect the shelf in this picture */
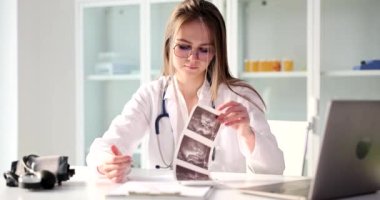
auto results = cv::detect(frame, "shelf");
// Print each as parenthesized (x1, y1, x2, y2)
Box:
(87, 74, 140, 81)
(241, 70, 380, 79)
(240, 71, 307, 79)
(322, 70, 380, 77)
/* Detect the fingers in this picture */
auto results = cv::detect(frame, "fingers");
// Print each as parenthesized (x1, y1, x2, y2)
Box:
(101, 162, 131, 173)
(105, 154, 132, 164)
(217, 101, 238, 111)
(217, 101, 249, 127)
(99, 162, 131, 183)
(111, 144, 122, 155)
(98, 145, 133, 183)
(111, 176, 126, 183)
(107, 145, 132, 164)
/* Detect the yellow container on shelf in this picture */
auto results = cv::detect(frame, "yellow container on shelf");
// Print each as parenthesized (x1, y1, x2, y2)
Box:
(282, 59, 294, 71)
(258, 60, 265, 72)
(267, 60, 273, 71)
(244, 60, 250, 72)
(260, 60, 273, 72)
(246, 59, 284, 72)
(273, 60, 281, 71)
(250, 60, 259, 72)
(268, 60, 280, 72)
(244, 59, 260, 72)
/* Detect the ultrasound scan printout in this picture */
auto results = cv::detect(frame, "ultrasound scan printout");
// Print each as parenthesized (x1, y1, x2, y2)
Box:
(174, 105, 221, 181)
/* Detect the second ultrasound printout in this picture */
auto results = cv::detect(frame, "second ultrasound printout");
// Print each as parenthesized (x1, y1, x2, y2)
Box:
(173, 104, 221, 181)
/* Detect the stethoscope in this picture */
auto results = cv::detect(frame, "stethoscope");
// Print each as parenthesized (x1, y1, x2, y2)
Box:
(154, 77, 215, 169)
(154, 78, 172, 169)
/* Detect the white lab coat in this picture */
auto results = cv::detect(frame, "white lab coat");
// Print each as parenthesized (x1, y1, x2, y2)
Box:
(86, 76, 285, 175)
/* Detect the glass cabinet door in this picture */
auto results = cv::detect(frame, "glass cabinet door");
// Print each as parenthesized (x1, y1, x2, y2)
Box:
(230, 0, 310, 176)
(236, 0, 308, 121)
(134, 1, 179, 168)
(150, 2, 178, 79)
(81, 3, 142, 165)
(319, 0, 380, 127)
(79, 0, 183, 168)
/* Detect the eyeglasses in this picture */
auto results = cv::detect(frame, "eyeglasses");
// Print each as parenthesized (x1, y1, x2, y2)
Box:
(173, 44, 214, 60)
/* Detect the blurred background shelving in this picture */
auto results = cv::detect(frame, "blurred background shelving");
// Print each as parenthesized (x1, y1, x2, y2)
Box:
(76, 0, 380, 174)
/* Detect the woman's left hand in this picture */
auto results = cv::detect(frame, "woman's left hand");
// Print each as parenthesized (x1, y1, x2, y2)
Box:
(217, 101, 250, 132)
(217, 101, 255, 152)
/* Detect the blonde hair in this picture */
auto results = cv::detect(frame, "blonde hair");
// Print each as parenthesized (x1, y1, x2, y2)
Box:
(162, 0, 265, 112)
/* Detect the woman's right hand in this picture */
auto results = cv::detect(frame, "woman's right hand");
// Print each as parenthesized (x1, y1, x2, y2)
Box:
(97, 145, 132, 183)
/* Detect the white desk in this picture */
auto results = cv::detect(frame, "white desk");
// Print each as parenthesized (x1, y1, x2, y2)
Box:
(1, 166, 379, 200)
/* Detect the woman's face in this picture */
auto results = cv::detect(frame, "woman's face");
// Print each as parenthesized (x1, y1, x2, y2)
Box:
(172, 20, 215, 81)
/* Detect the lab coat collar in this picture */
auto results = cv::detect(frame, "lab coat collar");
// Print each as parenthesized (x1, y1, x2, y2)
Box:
(163, 76, 175, 100)
(198, 78, 212, 106)
(163, 75, 211, 105)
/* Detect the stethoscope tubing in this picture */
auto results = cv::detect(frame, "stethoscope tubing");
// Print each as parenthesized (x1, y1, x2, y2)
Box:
(154, 77, 216, 169)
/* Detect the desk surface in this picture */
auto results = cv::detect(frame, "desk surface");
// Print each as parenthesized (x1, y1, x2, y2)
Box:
(1, 166, 379, 200)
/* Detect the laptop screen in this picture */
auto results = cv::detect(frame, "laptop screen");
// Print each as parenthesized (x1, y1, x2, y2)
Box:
(311, 100, 380, 199)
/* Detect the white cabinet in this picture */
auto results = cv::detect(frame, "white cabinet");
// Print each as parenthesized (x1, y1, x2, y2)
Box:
(318, 0, 380, 175)
(231, 0, 308, 121)
(319, 0, 380, 127)
(76, 0, 180, 167)
(227, 0, 380, 175)
(228, 0, 312, 176)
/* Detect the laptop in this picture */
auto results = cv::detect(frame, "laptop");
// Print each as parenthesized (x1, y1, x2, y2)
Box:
(243, 100, 380, 199)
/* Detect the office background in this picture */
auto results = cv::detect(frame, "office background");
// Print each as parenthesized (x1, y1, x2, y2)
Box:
(0, 0, 76, 172)
(1, 0, 379, 174)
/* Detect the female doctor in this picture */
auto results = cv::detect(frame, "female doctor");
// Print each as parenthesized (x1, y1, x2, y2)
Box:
(86, 0, 285, 183)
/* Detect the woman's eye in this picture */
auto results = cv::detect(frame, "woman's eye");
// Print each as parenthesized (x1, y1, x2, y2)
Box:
(199, 47, 210, 53)
(178, 44, 191, 50)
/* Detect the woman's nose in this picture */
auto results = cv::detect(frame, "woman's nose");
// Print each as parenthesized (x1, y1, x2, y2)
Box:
(187, 50, 200, 60)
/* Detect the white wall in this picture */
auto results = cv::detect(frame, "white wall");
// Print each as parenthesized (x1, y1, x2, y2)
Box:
(0, 0, 18, 172)
(18, 0, 77, 163)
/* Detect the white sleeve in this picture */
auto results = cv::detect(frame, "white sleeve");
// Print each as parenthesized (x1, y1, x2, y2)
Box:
(236, 88, 285, 175)
(85, 84, 152, 175)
